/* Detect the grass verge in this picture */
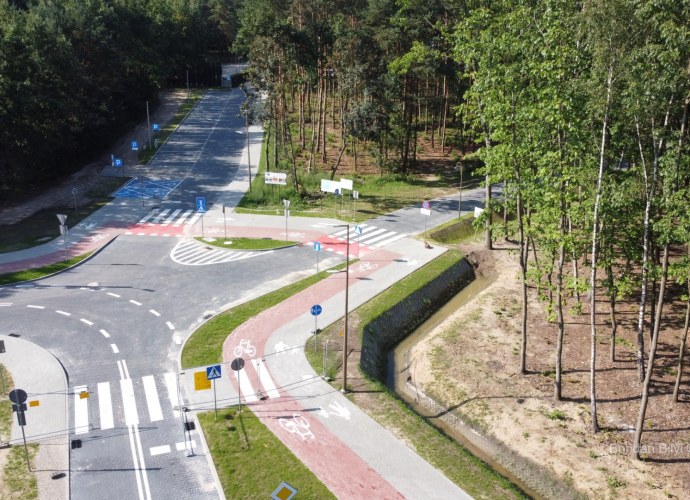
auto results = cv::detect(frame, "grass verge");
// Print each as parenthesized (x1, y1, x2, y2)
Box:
(2, 444, 38, 499)
(181, 263, 345, 369)
(0, 365, 13, 442)
(305, 250, 527, 498)
(0, 253, 92, 286)
(199, 408, 334, 499)
(194, 237, 295, 251)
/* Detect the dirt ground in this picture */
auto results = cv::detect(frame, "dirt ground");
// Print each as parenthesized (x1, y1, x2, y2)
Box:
(400, 240, 690, 499)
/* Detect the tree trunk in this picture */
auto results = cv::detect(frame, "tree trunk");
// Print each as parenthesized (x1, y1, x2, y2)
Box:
(633, 244, 669, 459)
(554, 234, 566, 401)
(673, 260, 690, 402)
(607, 263, 618, 363)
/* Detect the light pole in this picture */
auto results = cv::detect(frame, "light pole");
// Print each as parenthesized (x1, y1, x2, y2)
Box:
(72, 187, 79, 217)
(456, 162, 464, 218)
(328, 225, 351, 392)
(283, 199, 290, 240)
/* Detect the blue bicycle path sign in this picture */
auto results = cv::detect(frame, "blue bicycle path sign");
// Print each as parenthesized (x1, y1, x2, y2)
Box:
(310, 304, 322, 316)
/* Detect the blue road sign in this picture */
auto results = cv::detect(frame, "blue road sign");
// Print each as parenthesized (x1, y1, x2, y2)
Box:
(114, 158, 123, 167)
(196, 196, 207, 213)
(131, 140, 139, 151)
(206, 365, 222, 380)
(310, 304, 322, 316)
(354, 225, 362, 235)
(313, 241, 321, 252)
(152, 123, 160, 131)
(334, 188, 340, 196)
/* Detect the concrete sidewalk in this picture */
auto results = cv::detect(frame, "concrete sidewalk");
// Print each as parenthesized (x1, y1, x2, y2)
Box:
(0, 334, 69, 500)
(182, 237, 472, 499)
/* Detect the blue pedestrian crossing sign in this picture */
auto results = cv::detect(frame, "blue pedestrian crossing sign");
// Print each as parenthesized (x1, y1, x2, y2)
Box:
(206, 365, 222, 380)
(310, 304, 322, 316)
(131, 140, 139, 151)
(196, 196, 207, 213)
(313, 241, 321, 252)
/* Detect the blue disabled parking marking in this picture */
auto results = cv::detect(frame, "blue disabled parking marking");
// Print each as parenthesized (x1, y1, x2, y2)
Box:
(112, 179, 182, 199)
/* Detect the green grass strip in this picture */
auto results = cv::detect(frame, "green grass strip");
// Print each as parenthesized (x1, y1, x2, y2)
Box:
(193, 237, 295, 250)
(199, 408, 334, 499)
(181, 264, 344, 368)
(0, 253, 92, 286)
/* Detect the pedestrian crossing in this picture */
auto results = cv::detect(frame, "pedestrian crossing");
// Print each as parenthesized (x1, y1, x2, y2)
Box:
(170, 239, 271, 266)
(124, 208, 201, 236)
(315, 224, 408, 255)
(73, 372, 179, 435)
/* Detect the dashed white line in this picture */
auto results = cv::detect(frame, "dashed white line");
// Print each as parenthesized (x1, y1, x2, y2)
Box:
(166, 321, 175, 330)
(111, 344, 119, 354)
(27, 305, 44, 309)
(80, 318, 94, 326)
(149, 309, 161, 317)
(0, 303, 11, 307)
(100, 329, 111, 338)
(129, 300, 142, 306)
(56, 310, 71, 316)
(107, 292, 121, 298)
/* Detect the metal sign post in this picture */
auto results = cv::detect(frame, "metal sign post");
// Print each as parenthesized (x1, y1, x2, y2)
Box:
(283, 199, 290, 241)
(314, 241, 321, 274)
(57, 214, 68, 260)
(9, 389, 30, 471)
(310, 305, 322, 352)
(230, 358, 245, 413)
(206, 365, 222, 419)
(196, 196, 207, 238)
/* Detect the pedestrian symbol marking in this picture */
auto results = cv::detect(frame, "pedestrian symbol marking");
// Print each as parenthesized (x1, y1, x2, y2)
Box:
(206, 365, 221, 380)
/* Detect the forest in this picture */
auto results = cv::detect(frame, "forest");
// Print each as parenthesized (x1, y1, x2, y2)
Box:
(0, 0, 238, 192)
(4, 0, 690, 461)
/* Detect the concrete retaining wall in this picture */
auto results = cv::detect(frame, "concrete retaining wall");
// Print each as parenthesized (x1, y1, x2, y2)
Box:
(360, 257, 475, 382)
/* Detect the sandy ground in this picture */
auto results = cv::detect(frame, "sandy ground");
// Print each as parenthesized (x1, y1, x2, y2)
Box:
(404, 241, 690, 499)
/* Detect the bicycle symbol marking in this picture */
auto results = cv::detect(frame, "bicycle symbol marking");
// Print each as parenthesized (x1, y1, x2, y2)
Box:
(358, 261, 378, 272)
(233, 339, 256, 358)
(278, 414, 315, 441)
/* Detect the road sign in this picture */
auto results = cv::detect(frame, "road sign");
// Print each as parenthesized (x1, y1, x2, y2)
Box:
(230, 358, 245, 372)
(194, 371, 211, 391)
(422, 200, 430, 209)
(196, 196, 207, 213)
(353, 190, 359, 199)
(152, 123, 159, 131)
(9, 389, 27, 405)
(206, 365, 221, 380)
(271, 481, 298, 500)
(310, 304, 322, 316)
(131, 140, 139, 151)
(313, 241, 321, 252)
(57, 214, 67, 224)
(354, 225, 362, 235)
(340, 178, 353, 190)
(114, 158, 123, 167)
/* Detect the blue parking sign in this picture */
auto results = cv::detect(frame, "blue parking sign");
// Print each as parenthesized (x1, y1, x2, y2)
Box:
(152, 123, 159, 132)
(131, 140, 139, 151)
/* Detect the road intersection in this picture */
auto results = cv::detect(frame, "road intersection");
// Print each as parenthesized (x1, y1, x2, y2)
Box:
(0, 88, 496, 499)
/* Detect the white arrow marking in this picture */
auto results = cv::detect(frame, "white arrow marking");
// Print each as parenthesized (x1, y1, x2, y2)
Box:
(328, 401, 351, 420)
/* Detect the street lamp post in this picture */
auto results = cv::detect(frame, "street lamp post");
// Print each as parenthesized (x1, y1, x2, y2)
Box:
(342, 224, 350, 393)
(456, 162, 464, 218)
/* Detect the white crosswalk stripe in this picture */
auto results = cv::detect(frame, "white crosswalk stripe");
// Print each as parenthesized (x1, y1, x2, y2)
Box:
(73, 373, 179, 435)
(332, 224, 408, 250)
(170, 240, 271, 266)
(138, 208, 196, 226)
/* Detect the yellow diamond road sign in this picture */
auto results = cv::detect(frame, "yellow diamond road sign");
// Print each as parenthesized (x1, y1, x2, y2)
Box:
(271, 481, 297, 500)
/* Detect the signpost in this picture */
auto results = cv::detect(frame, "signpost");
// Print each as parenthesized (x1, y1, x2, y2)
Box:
(310, 304, 322, 352)
(206, 365, 222, 419)
(196, 196, 207, 238)
(283, 199, 290, 241)
(9, 389, 30, 471)
(57, 214, 68, 259)
(230, 358, 245, 412)
(421, 201, 431, 247)
(313, 241, 321, 274)
(354, 225, 362, 258)
(353, 190, 359, 221)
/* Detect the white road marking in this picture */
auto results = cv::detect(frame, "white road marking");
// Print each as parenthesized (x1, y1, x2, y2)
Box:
(166, 321, 175, 330)
(98, 382, 114, 430)
(234, 368, 258, 402)
(149, 309, 161, 317)
(126, 425, 145, 500)
(164, 372, 180, 418)
(251, 359, 280, 399)
(121, 378, 139, 426)
(74, 385, 89, 434)
(129, 300, 142, 306)
(27, 305, 44, 309)
(0, 303, 11, 306)
(175, 441, 196, 451)
(142, 376, 163, 422)
(107, 292, 121, 298)
(80, 318, 94, 326)
(56, 310, 71, 316)
(150, 445, 171, 456)
(372, 232, 408, 247)
(111, 344, 119, 354)
(100, 329, 110, 338)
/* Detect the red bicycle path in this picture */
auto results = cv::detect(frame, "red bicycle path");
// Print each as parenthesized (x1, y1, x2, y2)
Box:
(221, 248, 406, 499)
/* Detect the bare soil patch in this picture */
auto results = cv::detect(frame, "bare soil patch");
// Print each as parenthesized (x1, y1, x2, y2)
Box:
(405, 241, 690, 498)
